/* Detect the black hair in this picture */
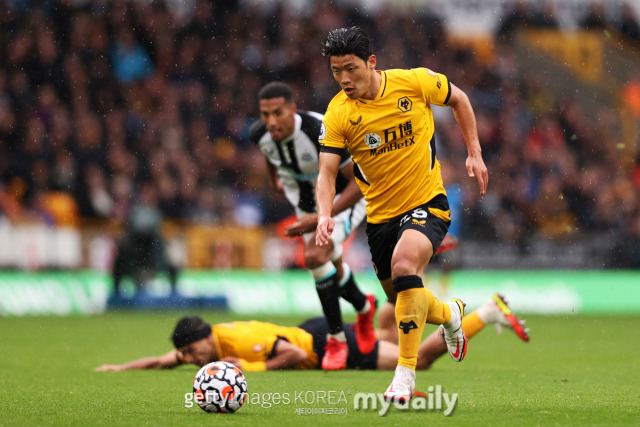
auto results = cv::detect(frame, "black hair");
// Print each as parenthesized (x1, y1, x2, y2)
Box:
(321, 26, 373, 62)
(171, 316, 211, 348)
(258, 81, 294, 103)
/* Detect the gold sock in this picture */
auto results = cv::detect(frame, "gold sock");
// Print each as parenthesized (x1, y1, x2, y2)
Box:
(395, 287, 428, 370)
(424, 287, 452, 325)
(461, 311, 485, 339)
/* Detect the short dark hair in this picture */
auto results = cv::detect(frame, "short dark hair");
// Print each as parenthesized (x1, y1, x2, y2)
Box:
(171, 316, 211, 348)
(258, 81, 294, 103)
(321, 26, 373, 62)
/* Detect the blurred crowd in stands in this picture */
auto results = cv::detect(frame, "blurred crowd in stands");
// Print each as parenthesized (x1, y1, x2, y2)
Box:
(0, 0, 639, 267)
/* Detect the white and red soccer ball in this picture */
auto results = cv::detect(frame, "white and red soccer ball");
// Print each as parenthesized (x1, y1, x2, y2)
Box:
(193, 361, 248, 413)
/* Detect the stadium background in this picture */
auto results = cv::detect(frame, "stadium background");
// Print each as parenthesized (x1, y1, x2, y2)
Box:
(1, 0, 639, 316)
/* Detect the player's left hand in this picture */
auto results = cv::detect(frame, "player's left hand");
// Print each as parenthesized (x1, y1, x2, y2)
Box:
(466, 153, 488, 195)
(285, 214, 318, 236)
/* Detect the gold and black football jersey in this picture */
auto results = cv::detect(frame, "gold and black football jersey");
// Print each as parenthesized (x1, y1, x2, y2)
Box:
(320, 68, 451, 223)
(211, 321, 318, 370)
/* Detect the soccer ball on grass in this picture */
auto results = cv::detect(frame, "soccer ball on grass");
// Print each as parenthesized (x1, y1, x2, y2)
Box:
(193, 361, 248, 413)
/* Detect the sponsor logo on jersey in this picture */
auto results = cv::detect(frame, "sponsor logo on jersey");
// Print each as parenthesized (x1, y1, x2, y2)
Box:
(369, 136, 415, 157)
(364, 132, 382, 149)
(368, 120, 415, 157)
(349, 115, 362, 126)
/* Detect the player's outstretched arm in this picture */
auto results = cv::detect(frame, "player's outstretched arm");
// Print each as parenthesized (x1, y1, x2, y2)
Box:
(448, 84, 488, 195)
(95, 350, 181, 371)
(316, 152, 341, 246)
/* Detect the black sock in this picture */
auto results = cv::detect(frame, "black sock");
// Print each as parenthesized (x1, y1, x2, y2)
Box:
(315, 272, 343, 334)
(340, 271, 367, 312)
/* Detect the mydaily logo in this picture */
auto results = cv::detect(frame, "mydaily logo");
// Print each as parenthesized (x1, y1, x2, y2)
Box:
(353, 385, 458, 416)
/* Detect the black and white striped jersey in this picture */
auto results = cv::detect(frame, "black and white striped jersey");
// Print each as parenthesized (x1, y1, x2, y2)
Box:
(250, 111, 351, 214)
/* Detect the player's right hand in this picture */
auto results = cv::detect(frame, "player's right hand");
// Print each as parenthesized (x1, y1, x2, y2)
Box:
(315, 215, 335, 246)
(466, 153, 488, 195)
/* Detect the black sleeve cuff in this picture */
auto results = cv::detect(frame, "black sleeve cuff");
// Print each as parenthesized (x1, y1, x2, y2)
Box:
(444, 79, 452, 105)
(320, 145, 345, 156)
(268, 336, 289, 359)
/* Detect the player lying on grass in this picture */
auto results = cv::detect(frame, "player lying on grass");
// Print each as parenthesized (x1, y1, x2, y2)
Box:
(95, 295, 528, 372)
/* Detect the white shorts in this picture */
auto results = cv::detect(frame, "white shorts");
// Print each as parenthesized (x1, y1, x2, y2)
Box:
(297, 197, 367, 260)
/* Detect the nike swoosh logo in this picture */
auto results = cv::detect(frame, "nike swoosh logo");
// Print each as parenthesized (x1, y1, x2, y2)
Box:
(451, 337, 461, 359)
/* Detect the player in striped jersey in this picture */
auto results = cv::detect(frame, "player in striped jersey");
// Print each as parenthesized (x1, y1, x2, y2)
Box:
(250, 82, 376, 370)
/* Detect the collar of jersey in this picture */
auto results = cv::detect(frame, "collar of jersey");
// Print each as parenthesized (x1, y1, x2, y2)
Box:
(277, 113, 302, 144)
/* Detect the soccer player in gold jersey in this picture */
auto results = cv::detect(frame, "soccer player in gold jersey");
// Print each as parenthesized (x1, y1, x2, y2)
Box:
(94, 297, 528, 373)
(95, 316, 386, 372)
(316, 27, 488, 402)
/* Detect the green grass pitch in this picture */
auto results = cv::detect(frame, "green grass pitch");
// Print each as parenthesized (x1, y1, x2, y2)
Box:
(2, 311, 639, 426)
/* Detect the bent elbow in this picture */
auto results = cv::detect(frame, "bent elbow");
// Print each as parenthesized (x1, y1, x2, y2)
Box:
(294, 348, 309, 364)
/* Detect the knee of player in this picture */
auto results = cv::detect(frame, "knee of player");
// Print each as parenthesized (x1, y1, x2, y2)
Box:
(304, 251, 330, 269)
(391, 260, 419, 278)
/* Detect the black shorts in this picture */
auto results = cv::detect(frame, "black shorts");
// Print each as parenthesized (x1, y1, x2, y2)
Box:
(366, 194, 451, 281)
(297, 317, 379, 370)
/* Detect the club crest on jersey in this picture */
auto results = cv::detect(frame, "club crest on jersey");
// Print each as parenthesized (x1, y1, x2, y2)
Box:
(398, 96, 412, 113)
(319, 122, 327, 140)
(364, 132, 382, 149)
